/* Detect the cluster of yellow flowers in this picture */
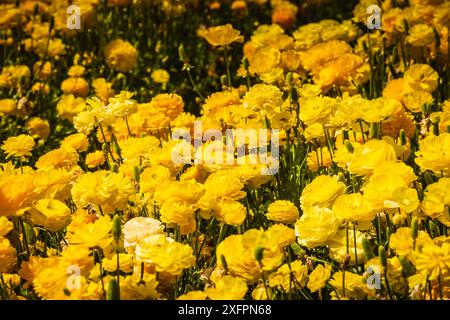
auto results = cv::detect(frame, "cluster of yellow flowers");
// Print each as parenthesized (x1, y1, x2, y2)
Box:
(0, 0, 450, 300)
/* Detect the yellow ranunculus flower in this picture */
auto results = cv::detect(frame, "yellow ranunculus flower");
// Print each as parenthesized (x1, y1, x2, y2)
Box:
(31, 199, 72, 232)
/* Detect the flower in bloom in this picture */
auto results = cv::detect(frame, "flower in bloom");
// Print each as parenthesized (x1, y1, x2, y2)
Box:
(332, 193, 375, 223)
(0, 170, 37, 217)
(177, 291, 208, 300)
(85, 151, 106, 169)
(206, 275, 248, 300)
(294, 206, 339, 249)
(307, 263, 332, 293)
(421, 178, 450, 219)
(151, 69, 170, 84)
(201, 24, 244, 47)
(26, 117, 50, 140)
(300, 175, 346, 210)
(61, 133, 89, 152)
(268, 260, 308, 291)
(30, 199, 72, 232)
(136, 236, 195, 276)
(104, 39, 138, 73)
(415, 133, 450, 176)
(123, 217, 166, 253)
(266, 200, 299, 224)
(1, 134, 35, 160)
(67, 215, 113, 250)
(71, 171, 135, 214)
(347, 139, 397, 176)
(414, 243, 450, 281)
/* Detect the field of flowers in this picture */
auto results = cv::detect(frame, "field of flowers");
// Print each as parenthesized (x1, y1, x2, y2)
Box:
(0, 0, 449, 301)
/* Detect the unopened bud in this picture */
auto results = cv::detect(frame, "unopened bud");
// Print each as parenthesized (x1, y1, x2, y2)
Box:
(133, 166, 141, 184)
(399, 129, 406, 145)
(424, 171, 434, 186)
(178, 45, 188, 62)
(107, 279, 119, 300)
(337, 172, 345, 182)
(34, 3, 40, 15)
(289, 87, 298, 102)
(344, 140, 354, 153)
(220, 254, 228, 271)
(428, 220, 438, 238)
(112, 214, 122, 241)
(369, 122, 380, 139)
(378, 246, 387, 268)
(411, 218, 419, 240)
(254, 246, 264, 262)
(23, 222, 37, 244)
(111, 163, 119, 173)
(432, 121, 440, 136)
(342, 130, 349, 141)
(399, 256, 414, 276)
(342, 254, 351, 269)
(362, 237, 374, 260)
(220, 74, 228, 87)
(286, 72, 293, 83)
(49, 16, 55, 31)
(242, 57, 249, 70)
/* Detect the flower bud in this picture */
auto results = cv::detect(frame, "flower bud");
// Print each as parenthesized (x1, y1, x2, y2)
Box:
(337, 172, 345, 182)
(34, 3, 40, 15)
(285, 72, 293, 83)
(178, 45, 188, 63)
(344, 139, 354, 153)
(342, 130, 349, 141)
(369, 122, 380, 139)
(23, 222, 37, 245)
(399, 129, 406, 145)
(242, 57, 249, 70)
(112, 214, 122, 241)
(220, 75, 228, 87)
(254, 246, 264, 262)
(289, 86, 298, 102)
(362, 236, 374, 260)
(107, 279, 119, 300)
(378, 246, 387, 268)
(432, 117, 440, 136)
(133, 166, 141, 184)
(220, 254, 228, 271)
(399, 256, 414, 276)
(49, 16, 55, 31)
(428, 220, 438, 238)
(411, 217, 419, 240)
(424, 171, 434, 186)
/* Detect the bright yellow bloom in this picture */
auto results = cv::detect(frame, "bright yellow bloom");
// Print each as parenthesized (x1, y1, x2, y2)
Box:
(294, 206, 339, 249)
(415, 133, 450, 176)
(300, 175, 346, 210)
(1, 134, 35, 160)
(266, 200, 299, 224)
(307, 263, 332, 293)
(206, 275, 248, 300)
(268, 260, 308, 291)
(31, 199, 72, 232)
(201, 24, 244, 47)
